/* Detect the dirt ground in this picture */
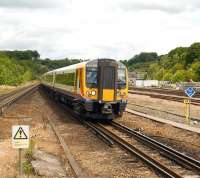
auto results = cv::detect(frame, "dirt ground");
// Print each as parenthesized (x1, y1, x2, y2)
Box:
(0, 90, 74, 178)
(118, 93, 200, 160)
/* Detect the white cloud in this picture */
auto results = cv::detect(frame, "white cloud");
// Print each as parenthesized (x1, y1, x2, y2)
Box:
(0, 0, 67, 9)
(0, 0, 199, 59)
(118, 0, 200, 14)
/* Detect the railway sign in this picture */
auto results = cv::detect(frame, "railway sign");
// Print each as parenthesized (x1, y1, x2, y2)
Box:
(184, 87, 196, 98)
(12, 125, 29, 149)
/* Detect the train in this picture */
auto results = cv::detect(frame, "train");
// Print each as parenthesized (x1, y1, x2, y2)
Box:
(41, 58, 128, 119)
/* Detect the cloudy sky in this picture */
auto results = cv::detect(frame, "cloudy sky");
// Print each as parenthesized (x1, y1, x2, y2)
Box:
(0, 0, 199, 59)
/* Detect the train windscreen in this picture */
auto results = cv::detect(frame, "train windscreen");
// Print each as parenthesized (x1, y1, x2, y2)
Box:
(117, 69, 126, 89)
(86, 67, 98, 88)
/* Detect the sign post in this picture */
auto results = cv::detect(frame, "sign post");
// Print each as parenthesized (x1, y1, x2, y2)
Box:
(12, 125, 29, 177)
(184, 87, 196, 124)
(184, 99, 190, 124)
(19, 148, 22, 176)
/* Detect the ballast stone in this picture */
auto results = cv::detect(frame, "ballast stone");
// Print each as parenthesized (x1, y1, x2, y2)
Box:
(32, 150, 61, 166)
(31, 160, 66, 177)
(31, 150, 66, 178)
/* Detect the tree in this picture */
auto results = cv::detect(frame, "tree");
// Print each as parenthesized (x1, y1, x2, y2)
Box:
(191, 61, 200, 81)
(163, 72, 173, 81)
(1, 50, 41, 60)
(185, 43, 200, 65)
(172, 70, 186, 82)
(128, 52, 158, 66)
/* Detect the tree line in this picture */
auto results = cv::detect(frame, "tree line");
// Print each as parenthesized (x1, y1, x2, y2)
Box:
(121, 42, 200, 82)
(0, 50, 81, 85)
(1, 42, 200, 86)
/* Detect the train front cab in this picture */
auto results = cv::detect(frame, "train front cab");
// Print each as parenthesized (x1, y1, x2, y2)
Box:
(82, 59, 128, 119)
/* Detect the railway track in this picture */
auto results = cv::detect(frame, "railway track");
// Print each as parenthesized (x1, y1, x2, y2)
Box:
(129, 90, 200, 106)
(129, 87, 200, 98)
(0, 86, 28, 101)
(126, 107, 200, 134)
(45, 114, 89, 178)
(86, 120, 200, 178)
(42, 87, 200, 177)
(0, 83, 40, 115)
(127, 102, 200, 125)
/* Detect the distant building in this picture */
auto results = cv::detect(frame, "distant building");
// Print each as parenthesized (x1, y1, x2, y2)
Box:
(128, 71, 142, 86)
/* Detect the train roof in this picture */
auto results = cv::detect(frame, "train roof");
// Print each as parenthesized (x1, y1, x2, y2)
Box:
(45, 61, 88, 75)
(44, 59, 126, 75)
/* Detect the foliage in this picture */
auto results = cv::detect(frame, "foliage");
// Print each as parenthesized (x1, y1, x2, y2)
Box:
(122, 52, 159, 79)
(128, 52, 159, 66)
(0, 51, 81, 86)
(25, 139, 36, 161)
(122, 42, 200, 82)
(0, 53, 32, 85)
(37, 58, 81, 71)
(1, 50, 40, 60)
(23, 160, 34, 174)
(23, 139, 36, 175)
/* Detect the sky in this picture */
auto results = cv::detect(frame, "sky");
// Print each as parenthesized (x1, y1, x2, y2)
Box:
(0, 0, 200, 60)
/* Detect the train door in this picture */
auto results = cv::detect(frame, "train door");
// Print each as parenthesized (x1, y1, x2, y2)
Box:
(98, 59, 117, 102)
(75, 69, 80, 95)
(53, 72, 55, 87)
(102, 66, 115, 101)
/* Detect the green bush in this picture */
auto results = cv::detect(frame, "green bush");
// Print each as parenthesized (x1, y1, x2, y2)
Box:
(23, 160, 34, 174)
(23, 139, 36, 175)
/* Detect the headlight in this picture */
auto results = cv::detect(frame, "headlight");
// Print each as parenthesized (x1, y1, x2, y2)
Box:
(117, 91, 120, 96)
(86, 90, 96, 96)
(91, 91, 96, 96)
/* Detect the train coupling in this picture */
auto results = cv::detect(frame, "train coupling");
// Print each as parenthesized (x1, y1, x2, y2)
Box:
(101, 103, 112, 114)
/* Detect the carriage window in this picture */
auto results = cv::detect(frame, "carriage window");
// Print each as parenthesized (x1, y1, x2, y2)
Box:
(118, 69, 126, 89)
(56, 72, 75, 86)
(86, 67, 97, 88)
(46, 74, 53, 83)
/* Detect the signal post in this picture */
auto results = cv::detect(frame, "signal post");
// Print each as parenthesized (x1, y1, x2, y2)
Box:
(184, 87, 196, 125)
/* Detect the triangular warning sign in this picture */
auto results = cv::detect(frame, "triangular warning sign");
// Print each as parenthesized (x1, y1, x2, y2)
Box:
(13, 127, 28, 139)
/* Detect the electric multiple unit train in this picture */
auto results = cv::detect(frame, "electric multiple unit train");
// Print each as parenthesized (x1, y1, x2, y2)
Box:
(41, 58, 128, 119)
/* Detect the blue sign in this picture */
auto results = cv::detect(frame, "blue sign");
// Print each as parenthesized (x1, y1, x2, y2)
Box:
(185, 87, 196, 98)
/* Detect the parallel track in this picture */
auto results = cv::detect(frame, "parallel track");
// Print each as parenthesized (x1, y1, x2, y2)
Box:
(0, 83, 40, 115)
(129, 90, 200, 106)
(127, 102, 200, 124)
(111, 121, 200, 171)
(0, 85, 31, 101)
(85, 121, 200, 178)
(129, 87, 200, 98)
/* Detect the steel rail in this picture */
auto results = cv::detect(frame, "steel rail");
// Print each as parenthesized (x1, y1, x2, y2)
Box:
(127, 102, 200, 123)
(87, 121, 183, 178)
(81, 120, 114, 146)
(0, 85, 32, 101)
(129, 87, 200, 98)
(111, 121, 200, 173)
(0, 83, 40, 115)
(128, 90, 200, 106)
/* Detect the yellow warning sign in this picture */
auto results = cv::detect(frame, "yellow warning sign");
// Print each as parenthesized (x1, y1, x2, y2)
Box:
(12, 125, 29, 149)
